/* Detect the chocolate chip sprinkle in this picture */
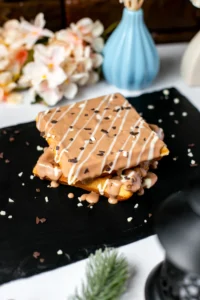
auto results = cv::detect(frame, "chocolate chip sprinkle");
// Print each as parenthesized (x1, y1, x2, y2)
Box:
(135, 126, 139, 129)
(130, 132, 139, 136)
(144, 138, 147, 141)
(71, 112, 75, 115)
(112, 126, 116, 130)
(69, 138, 74, 141)
(125, 106, 131, 110)
(104, 166, 111, 172)
(56, 146, 60, 151)
(40, 132, 45, 137)
(113, 108, 120, 113)
(84, 168, 89, 174)
(85, 114, 88, 116)
(118, 150, 123, 152)
(97, 153, 104, 157)
(80, 147, 84, 151)
(94, 110, 99, 113)
(104, 117, 110, 120)
(68, 158, 78, 163)
(101, 129, 108, 134)
(104, 107, 110, 110)
(51, 120, 57, 124)
(84, 128, 92, 130)
(114, 134, 117, 136)
(109, 162, 113, 166)
(57, 110, 61, 112)
(91, 108, 95, 111)
(69, 126, 73, 128)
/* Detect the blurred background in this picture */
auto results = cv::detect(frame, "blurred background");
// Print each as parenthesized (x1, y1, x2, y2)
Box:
(1, 0, 200, 43)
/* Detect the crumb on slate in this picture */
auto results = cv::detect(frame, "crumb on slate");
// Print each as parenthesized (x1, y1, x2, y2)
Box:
(36, 188, 40, 193)
(144, 219, 147, 223)
(8, 215, 12, 219)
(9, 137, 15, 142)
(26, 142, 30, 146)
(0, 211, 6, 216)
(0, 153, 3, 159)
(5, 159, 10, 163)
(18, 172, 23, 177)
(147, 105, 154, 110)
(134, 203, 139, 209)
(30, 175, 34, 180)
(163, 89, 169, 96)
(127, 217, 133, 222)
(33, 251, 40, 259)
(36, 216, 46, 224)
(182, 112, 188, 117)
(57, 249, 63, 255)
(8, 198, 14, 203)
(37, 145, 43, 151)
(40, 258, 45, 263)
(45, 196, 49, 203)
(77, 203, 83, 207)
(173, 157, 178, 161)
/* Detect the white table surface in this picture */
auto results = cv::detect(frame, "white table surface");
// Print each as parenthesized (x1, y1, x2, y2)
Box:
(0, 43, 199, 300)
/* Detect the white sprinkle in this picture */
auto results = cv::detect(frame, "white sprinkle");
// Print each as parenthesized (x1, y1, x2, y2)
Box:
(18, 172, 23, 177)
(134, 203, 139, 209)
(79, 103, 85, 108)
(191, 160, 196, 165)
(37, 146, 43, 151)
(182, 112, 188, 117)
(163, 89, 169, 96)
(188, 149, 191, 152)
(169, 111, 175, 116)
(123, 151, 128, 157)
(127, 217, 133, 222)
(171, 134, 175, 138)
(45, 197, 49, 203)
(174, 98, 180, 104)
(46, 133, 51, 138)
(8, 215, 12, 219)
(0, 211, 6, 216)
(188, 152, 193, 157)
(147, 105, 154, 110)
(139, 112, 143, 116)
(158, 119, 162, 123)
(173, 157, 178, 161)
(57, 249, 63, 255)
(96, 114, 101, 120)
(90, 136, 96, 142)
(174, 120, 179, 124)
(77, 203, 83, 207)
(30, 175, 34, 180)
(22, 183, 25, 186)
(69, 128, 74, 132)
(9, 198, 14, 203)
(144, 219, 147, 223)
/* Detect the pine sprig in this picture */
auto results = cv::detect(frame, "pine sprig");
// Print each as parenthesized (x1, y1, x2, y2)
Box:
(70, 249, 129, 300)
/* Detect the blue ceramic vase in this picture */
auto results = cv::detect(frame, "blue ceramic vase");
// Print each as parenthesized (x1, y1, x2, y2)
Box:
(103, 8, 160, 90)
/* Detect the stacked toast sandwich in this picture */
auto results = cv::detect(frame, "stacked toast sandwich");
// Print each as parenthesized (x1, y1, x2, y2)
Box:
(33, 93, 169, 204)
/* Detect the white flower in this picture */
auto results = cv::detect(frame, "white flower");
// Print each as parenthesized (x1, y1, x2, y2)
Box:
(21, 45, 67, 89)
(36, 81, 62, 106)
(60, 81, 78, 100)
(0, 44, 9, 71)
(88, 71, 99, 84)
(70, 18, 104, 52)
(20, 13, 54, 49)
(0, 71, 17, 102)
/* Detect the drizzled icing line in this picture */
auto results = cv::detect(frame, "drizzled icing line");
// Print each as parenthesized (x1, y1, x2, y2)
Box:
(68, 95, 126, 184)
(110, 117, 143, 173)
(55, 101, 89, 163)
(126, 120, 145, 169)
(97, 179, 109, 195)
(100, 108, 131, 173)
(136, 131, 155, 165)
(46, 103, 75, 137)
(44, 108, 60, 132)
(57, 95, 110, 163)
(148, 134, 159, 160)
(37, 109, 49, 131)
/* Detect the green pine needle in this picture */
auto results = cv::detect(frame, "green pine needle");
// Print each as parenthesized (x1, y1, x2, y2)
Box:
(70, 248, 129, 300)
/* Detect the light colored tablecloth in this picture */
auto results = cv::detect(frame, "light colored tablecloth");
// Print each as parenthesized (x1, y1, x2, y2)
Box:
(0, 43, 199, 300)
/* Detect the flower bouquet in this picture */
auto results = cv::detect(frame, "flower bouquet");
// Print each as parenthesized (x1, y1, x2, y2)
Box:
(0, 14, 104, 106)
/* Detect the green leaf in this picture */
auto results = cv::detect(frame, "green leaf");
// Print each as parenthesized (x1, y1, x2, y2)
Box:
(70, 249, 129, 300)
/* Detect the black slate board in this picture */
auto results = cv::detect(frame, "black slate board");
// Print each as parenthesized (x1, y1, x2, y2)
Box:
(0, 88, 199, 285)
